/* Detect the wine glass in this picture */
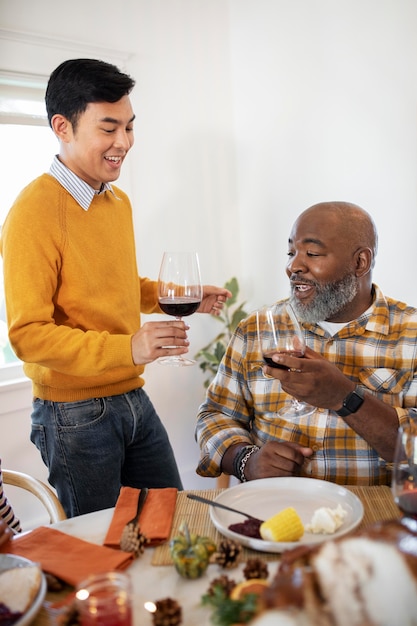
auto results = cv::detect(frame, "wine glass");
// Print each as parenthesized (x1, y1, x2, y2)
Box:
(391, 421, 417, 520)
(256, 302, 315, 419)
(157, 251, 203, 366)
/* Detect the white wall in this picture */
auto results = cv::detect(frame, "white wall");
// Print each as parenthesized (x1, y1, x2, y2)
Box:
(229, 0, 417, 307)
(1, 0, 417, 521)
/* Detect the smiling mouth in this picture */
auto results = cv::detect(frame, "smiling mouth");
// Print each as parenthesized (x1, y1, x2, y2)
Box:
(291, 282, 315, 299)
(292, 281, 315, 292)
(104, 156, 122, 164)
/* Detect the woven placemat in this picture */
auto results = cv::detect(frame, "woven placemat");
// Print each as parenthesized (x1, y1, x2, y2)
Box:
(348, 485, 399, 527)
(151, 485, 400, 566)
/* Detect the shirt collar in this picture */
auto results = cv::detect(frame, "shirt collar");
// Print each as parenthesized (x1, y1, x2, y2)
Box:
(49, 155, 116, 211)
(360, 284, 390, 336)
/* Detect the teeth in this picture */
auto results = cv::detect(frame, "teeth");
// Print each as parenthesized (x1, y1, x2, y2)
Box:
(105, 156, 121, 162)
(296, 284, 310, 291)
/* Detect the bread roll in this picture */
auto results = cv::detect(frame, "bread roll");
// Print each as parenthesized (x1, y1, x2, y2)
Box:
(0, 565, 42, 613)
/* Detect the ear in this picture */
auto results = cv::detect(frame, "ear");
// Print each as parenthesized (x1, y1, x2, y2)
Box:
(355, 247, 373, 277)
(50, 114, 72, 143)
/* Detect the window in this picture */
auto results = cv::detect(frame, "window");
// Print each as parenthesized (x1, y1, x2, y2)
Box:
(0, 72, 58, 381)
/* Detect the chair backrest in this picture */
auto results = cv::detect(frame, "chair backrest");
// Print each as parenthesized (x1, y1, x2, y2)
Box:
(2, 469, 67, 524)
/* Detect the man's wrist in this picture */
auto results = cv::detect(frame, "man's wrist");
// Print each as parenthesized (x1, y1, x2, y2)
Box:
(335, 385, 365, 417)
(233, 444, 260, 482)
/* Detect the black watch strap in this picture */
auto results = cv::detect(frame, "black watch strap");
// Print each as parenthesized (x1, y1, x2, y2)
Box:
(335, 385, 365, 417)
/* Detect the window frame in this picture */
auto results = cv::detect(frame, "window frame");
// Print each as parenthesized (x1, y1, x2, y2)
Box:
(0, 72, 51, 385)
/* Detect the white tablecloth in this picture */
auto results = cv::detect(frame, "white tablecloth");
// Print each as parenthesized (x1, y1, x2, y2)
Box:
(49, 508, 279, 626)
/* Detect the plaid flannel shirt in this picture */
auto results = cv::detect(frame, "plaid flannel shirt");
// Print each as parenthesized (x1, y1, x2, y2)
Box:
(195, 285, 417, 485)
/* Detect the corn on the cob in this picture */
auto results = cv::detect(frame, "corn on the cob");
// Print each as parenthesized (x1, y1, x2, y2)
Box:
(260, 506, 304, 542)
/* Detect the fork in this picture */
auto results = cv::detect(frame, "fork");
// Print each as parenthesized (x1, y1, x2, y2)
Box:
(120, 487, 149, 556)
(187, 493, 263, 521)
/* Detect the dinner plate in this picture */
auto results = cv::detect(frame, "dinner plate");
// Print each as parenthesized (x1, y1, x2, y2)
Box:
(210, 477, 364, 553)
(0, 554, 46, 626)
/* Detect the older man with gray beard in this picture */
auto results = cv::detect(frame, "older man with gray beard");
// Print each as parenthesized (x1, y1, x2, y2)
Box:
(195, 201, 417, 486)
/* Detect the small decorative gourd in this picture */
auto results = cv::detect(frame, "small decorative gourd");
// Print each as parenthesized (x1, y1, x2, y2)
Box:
(170, 521, 216, 579)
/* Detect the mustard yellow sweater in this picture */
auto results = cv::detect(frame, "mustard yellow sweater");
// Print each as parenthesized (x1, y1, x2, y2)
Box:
(1, 174, 160, 401)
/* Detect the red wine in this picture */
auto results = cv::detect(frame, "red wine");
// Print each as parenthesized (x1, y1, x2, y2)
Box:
(397, 490, 417, 520)
(159, 297, 201, 318)
(263, 350, 304, 369)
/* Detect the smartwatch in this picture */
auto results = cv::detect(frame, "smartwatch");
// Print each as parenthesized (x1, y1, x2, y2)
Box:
(335, 385, 365, 417)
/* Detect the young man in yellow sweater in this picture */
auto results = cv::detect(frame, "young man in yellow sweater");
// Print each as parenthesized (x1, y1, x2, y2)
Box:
(0, 58, 231, 517)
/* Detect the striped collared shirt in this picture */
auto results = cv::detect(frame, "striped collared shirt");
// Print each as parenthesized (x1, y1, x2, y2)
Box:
(195, 285, 417, 485)
(49, 155, 116, 210)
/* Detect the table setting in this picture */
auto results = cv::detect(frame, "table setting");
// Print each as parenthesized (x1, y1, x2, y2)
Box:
(0, 478, 411, 625)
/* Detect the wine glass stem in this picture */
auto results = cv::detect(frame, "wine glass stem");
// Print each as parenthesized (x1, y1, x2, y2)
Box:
(176, 316, 184, 359)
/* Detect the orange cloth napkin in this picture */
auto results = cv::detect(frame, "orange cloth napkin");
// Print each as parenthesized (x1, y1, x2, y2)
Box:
(104, 486, 178, 548)
(0, 526, 133, 587)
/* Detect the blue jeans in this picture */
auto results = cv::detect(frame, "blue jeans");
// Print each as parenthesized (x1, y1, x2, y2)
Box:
(30, 388, 183, 517)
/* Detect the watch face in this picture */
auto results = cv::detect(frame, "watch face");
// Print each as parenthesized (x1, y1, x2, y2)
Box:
(346, 391, 364, 412)
(337, 387, 365, 416)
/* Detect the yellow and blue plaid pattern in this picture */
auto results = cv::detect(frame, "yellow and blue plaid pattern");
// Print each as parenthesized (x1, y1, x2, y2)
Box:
(196, 285, 417, 485)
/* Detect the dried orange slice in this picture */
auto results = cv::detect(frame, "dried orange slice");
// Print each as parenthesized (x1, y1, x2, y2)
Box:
(230, 578, 269, 601)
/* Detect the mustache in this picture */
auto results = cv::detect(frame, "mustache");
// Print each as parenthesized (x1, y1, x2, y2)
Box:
(289, 275, 317, 287)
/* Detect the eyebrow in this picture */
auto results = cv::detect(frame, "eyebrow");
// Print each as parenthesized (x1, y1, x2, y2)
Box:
(99, 114, 136, 124)
(288, 237, 326, 248)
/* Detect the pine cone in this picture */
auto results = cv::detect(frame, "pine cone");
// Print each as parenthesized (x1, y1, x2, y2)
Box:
(206, 574, 237, 598)
(152, 598, 182, 625)
(213, 539, 241, 569)
(120, 522, 149, 557)
(243, 557, 269, 580)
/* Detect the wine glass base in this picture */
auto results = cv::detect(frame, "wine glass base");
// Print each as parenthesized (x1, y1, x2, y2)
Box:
(157, 356, 196, 367)
(278, 404, 315, 419)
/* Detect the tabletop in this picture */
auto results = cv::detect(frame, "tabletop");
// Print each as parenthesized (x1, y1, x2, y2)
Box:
(33, 485, 400, 626)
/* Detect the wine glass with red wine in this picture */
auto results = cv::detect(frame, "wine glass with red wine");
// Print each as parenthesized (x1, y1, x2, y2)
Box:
(391, 422, 417, 520)
(256, 302, 315, 419)
(157, 251, 203, 366)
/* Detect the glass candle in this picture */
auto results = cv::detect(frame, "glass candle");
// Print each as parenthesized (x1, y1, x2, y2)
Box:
(75, 571, 133, 626)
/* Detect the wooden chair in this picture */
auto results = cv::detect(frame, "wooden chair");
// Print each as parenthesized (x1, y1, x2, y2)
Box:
(2, 469, 67, 524)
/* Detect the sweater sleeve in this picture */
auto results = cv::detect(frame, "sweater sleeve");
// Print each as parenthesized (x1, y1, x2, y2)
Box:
(139, 276, 162, 314)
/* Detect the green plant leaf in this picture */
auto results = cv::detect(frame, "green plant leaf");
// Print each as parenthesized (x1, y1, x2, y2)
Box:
(223, 277, 239, 307)
(197, 331, 227, 354)
(230, 304, 248, 331)
(213, 342, 226, 362)
(194, 278, 248, 388)
(201, 585, 258, 625)
(201, 350, 220, 364)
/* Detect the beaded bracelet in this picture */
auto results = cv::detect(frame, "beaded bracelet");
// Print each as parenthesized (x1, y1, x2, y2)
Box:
(233, 444, 260, 482)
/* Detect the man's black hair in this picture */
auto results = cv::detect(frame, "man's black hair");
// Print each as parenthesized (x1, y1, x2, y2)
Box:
(45, 58, 136, 129)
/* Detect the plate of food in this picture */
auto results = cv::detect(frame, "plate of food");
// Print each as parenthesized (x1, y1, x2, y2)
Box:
(209, 477, 364, 553)
(0, 554, 46, 626)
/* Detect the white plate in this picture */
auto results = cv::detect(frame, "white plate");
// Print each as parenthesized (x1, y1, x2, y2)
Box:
(0, 554, 46, 625)
(210, 477, 364, 553)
